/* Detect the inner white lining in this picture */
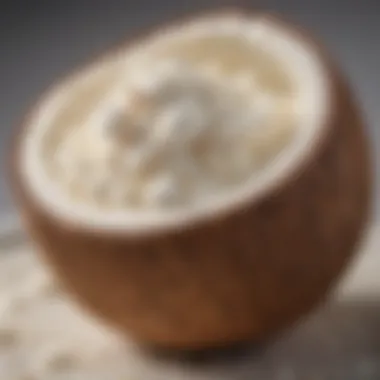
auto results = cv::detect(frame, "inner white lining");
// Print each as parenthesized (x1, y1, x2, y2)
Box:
(20, 14, 331, 232)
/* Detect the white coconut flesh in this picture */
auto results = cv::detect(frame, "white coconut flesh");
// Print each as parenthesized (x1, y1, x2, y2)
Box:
(20, 14, 331, 232)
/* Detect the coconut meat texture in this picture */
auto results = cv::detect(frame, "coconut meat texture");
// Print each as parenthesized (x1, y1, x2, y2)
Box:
(19, 13, 331, 232)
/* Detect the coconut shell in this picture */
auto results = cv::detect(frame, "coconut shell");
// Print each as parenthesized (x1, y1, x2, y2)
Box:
(9, 8, 372, 350)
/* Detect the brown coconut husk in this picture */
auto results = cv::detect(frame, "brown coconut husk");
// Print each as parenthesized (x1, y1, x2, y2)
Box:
(8, 7, 372, 350)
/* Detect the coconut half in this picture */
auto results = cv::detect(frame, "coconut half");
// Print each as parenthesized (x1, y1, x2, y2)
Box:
(9, 9, 371, 349)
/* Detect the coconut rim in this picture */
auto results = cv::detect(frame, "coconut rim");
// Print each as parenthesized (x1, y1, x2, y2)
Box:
(13, 8, 335, 238)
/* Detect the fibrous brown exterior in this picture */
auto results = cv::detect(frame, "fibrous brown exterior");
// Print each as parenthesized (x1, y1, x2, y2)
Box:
(9, 8, 372, 349)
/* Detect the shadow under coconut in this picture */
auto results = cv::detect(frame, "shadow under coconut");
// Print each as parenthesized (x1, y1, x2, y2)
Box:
(142, 340, 265, 365)
(134, 299, 380, 380)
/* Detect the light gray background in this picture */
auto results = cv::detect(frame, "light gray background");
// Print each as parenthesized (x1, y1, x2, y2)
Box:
(1, 0, 379, 219)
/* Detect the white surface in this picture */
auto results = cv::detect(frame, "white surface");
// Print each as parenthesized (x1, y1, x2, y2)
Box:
(0, 222, 378, 380)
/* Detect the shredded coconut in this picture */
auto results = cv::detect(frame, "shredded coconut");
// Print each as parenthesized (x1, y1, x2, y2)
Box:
(48, 55, 297, 210)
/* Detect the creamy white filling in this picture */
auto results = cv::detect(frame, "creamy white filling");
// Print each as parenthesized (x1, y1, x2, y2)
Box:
(20, 15, 331, 231)
(51, 58, 295, 210)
